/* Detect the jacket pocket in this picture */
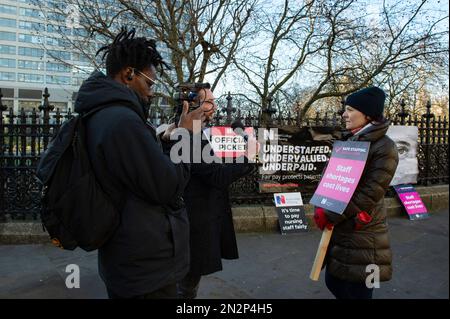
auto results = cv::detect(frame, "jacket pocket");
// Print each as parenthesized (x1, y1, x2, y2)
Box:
(117, 198, 174, 259)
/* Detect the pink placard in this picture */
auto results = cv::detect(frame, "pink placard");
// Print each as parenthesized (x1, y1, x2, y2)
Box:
(314, 157, 367, 203)
(310, 141, 370, 214)
(398, 192, 428, 214)
(393, 184, 429, 220)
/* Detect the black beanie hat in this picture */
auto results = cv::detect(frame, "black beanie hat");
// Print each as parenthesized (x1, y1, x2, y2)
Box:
(345, 86, 386, 119)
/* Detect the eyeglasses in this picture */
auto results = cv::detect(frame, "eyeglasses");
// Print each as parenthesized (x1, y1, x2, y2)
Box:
(134, 69, 158, 86)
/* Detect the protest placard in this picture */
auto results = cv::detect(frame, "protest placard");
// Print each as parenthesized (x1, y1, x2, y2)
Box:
(387, 126, 419, 186)
(394, 184, 429, 220)
(259, 127, 334, 193)
(309, 141, 370, 281)
(309, 141, 370, 214)
(273, 192, 308, 234)
(208, 126, 254, 158)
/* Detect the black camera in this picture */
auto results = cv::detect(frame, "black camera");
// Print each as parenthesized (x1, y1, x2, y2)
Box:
(172, 82, 211, 123)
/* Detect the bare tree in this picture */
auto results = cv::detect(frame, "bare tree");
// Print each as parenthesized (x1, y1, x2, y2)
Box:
(115, 0, 257, 88)
(231, 0, 448, 121)
(231, 0, 326, 124)
(31, 0, 448, 118)
(302, 0, 448, 117)
(33, 0, 257, 107)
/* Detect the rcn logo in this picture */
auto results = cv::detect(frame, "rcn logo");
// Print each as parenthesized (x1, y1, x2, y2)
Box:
(276, 195, 286, 205)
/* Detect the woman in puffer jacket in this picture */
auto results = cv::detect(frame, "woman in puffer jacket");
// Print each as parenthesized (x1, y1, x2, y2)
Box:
(314, 86, 399, 299)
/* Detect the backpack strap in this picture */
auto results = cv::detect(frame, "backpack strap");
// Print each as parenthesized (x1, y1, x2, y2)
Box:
(78, 105, 128, 213)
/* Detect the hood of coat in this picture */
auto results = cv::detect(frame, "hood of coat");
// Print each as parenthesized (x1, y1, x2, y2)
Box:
(346, 120, 390, 142)
(74, 71, 149, 121)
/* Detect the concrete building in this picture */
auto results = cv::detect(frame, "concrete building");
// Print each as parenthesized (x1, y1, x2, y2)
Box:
(0, 0, 170, 113)
(0, 0, 89, 111)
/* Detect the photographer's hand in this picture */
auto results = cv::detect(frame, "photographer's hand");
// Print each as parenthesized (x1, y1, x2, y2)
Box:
(178, 101, 205, 134)
(161, 123, 176, 142)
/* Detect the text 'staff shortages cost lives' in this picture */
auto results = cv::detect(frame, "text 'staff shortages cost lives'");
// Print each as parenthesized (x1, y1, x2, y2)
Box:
(310, 141, 370, 214)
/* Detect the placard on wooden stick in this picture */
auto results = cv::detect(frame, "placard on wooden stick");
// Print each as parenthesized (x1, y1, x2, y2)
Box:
(309, 141, 370, 281)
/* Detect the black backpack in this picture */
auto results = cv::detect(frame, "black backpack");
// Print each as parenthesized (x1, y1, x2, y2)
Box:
(36, 107, 121, 251)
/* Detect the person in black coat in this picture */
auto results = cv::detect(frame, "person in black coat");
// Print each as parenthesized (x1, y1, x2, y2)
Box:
(74, 28, 205, 299)
(169, 89, 256, 298)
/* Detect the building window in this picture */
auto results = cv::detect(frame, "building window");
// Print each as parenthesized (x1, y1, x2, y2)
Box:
(72, 77, 87, 86)
(47, 50, 71, 61)
(18, 73, 44, 83)
(0, 17, 16, 28)
(72, 65, 94, 76)
(72, 52, 90, 63)
(18, 47, 44, 58)
(19, 100, 41, 112)
(46, 36, 69, 48)
(0, 44, 16, 55)
(18, 20, 45, 32)
(0, 31, 16, 42)
(0, 99, 13, 109)
(19, 7, 42, 19)
(73, 28, 88, 37)
(46, 37, 59, 47)
(47, 11, 66, 23)
(73, 40, 95, 52)
(0, 58, 16, 68)
(46, 75, 71, 85)
(46, 62, 71, 73)
(0, 4, 17, 15)
(0, 72, 16, 81)
(45, 1, 59, 10)
(47, 24, 71, 36)
(51, 102, 68, 111)
(18, 60, 44, 70)
(19, 33, 43, 44)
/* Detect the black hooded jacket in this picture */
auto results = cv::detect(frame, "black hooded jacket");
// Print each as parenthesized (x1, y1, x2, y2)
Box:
(74, 71, 190, 297)
(184, 138, 254, 276)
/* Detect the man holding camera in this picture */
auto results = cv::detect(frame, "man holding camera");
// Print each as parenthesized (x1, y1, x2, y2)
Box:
(74, 28, 205, 299)
(162, 88, 256, 299)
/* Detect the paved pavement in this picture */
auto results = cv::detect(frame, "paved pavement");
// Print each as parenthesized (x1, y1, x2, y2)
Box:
(0, 210, 448, 299)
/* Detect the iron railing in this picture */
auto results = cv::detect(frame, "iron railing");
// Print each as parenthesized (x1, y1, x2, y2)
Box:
(0, 89, 448, 220)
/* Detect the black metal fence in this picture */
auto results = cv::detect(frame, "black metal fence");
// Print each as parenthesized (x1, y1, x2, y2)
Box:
(0, 88, 448, 220)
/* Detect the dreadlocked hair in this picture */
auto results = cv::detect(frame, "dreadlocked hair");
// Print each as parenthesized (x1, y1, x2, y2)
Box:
(96, 27, 170, 77)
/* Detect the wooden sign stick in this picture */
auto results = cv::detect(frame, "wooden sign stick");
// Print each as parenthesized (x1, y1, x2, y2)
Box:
(310, 227, 333, 281)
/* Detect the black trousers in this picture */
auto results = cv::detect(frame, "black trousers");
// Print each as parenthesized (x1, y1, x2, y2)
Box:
(107, 283, 178, 299)
(325, 271, 374, 299)
(176, 272, 202, 299)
